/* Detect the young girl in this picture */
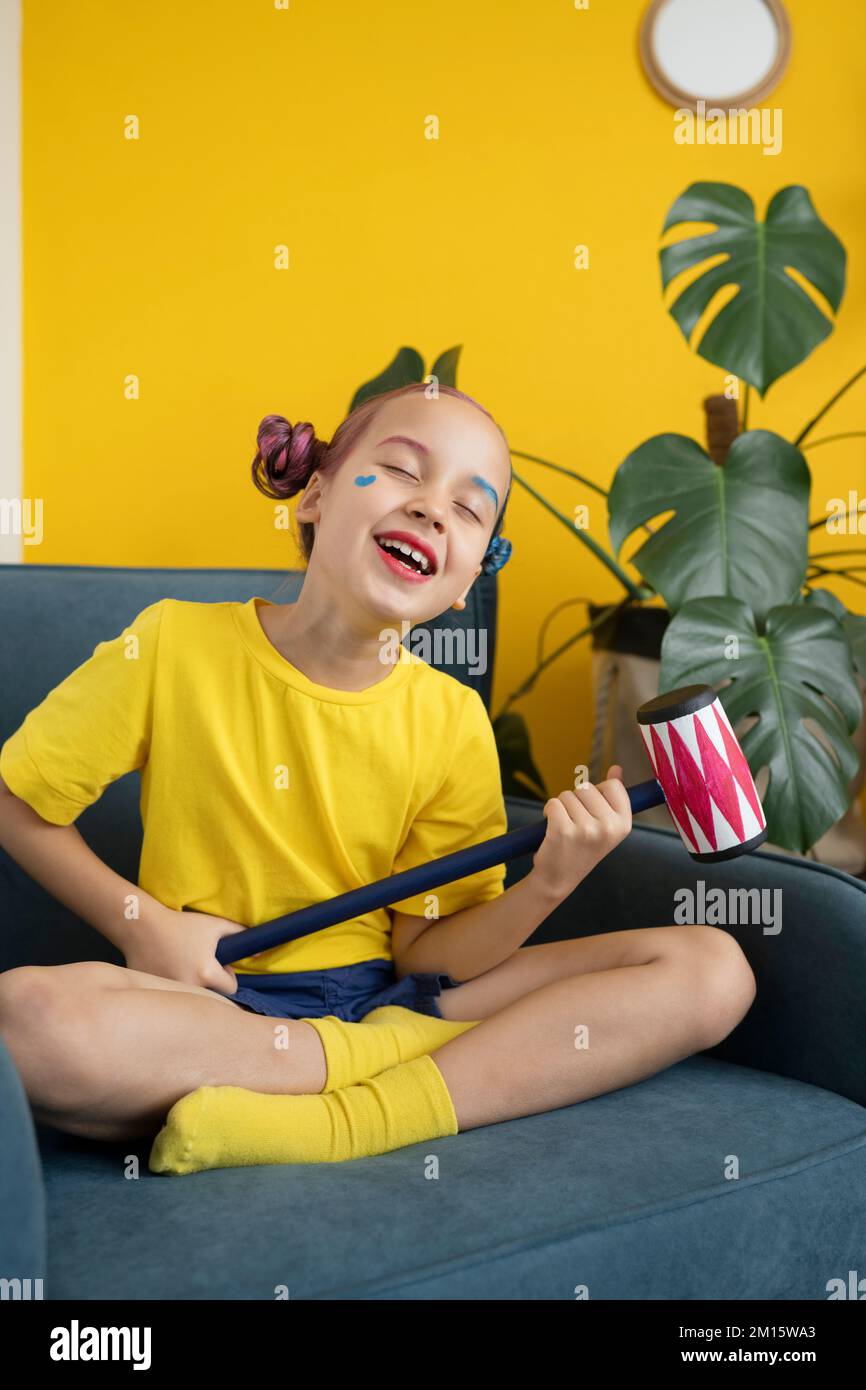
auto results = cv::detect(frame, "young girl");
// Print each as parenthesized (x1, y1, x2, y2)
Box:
(0, 383, 756, 1173)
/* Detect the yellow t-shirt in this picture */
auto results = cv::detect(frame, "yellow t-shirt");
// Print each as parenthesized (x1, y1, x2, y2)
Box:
(0, 596, 508, 973)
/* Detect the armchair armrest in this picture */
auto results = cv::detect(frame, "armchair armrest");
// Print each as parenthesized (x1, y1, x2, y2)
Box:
(504, 796, 866, 1110)
(0, 1033, 47, 1292)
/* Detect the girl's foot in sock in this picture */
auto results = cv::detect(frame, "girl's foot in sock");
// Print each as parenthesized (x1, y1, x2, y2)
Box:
(149, 1053, 459, 1174)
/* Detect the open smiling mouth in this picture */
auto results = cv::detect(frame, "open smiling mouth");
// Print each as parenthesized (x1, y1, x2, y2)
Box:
(373, 535, 437, 583)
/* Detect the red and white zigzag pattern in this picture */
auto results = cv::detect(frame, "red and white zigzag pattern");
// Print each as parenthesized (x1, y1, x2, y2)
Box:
(639, 699, 765, 856)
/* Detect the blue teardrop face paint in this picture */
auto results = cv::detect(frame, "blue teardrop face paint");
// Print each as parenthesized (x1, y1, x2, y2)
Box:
(354, 475, 377, 487)
(472, 476, 499, 512)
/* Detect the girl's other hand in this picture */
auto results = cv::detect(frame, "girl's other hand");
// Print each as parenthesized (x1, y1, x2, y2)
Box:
(530, 765, 632, 902)
(122, 905, 249, 996)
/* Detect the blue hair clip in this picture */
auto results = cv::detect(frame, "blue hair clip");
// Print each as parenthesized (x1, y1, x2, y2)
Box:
(480, 534, 512, 576)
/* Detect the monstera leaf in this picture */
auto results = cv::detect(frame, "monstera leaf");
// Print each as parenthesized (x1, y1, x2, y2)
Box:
(805, 588, 866, 680)
(429, 346, 461, 386)
(658, 596, 862, 853)
(349, 347, 425, 411)
(608, 430, 809, 625)
(660, 183, 846, 396)
(349, 345, 463, 411)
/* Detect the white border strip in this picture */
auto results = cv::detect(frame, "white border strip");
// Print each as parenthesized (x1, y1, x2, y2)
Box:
(0, 0, 21, 563)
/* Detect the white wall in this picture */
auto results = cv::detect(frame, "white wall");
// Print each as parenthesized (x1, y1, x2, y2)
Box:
(0, 0, 21, 563)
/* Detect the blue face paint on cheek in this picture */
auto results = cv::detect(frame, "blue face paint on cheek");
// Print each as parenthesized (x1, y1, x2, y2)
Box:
(472, 475, 499, 512)
(354, 475, 377, 487)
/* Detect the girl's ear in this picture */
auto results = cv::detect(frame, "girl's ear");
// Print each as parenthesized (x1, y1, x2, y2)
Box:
(296, 472, 323, 523)
(451, 568, 482, 610)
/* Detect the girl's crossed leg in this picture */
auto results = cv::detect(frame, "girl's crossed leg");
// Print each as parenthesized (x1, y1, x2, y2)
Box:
(434, 923, 756, 1131)
(0, 961, 329, 1140)
(0, 924, 755, 1143)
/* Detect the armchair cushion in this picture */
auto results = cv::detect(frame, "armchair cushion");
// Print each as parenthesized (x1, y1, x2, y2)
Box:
(0, 1034, 46, 1291)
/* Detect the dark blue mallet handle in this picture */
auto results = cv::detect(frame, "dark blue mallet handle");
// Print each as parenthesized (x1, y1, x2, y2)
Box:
(215, 777, 665, 966)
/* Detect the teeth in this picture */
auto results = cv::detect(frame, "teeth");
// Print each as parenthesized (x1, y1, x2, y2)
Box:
(377, 537, 432, 574)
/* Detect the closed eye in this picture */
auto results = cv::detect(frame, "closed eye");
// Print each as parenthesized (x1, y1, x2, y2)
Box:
(383, 464, 481, 522)
(384, 465, 417, 480)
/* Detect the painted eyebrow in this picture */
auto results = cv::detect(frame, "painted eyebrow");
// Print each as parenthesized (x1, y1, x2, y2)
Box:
(375, 436, 499, 512)
(376, 435, 430, 458)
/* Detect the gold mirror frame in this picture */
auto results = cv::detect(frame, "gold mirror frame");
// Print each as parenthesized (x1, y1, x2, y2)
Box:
(639, 0, 792, 111)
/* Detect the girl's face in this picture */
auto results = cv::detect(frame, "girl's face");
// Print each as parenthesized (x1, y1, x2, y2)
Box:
(295, 394, 511, 623)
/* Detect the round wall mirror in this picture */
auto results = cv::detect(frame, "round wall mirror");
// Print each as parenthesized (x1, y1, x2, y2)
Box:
(640, 0, 792, 111)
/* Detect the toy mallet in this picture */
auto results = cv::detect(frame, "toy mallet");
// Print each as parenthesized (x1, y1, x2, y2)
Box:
(216, 683, 767, 966)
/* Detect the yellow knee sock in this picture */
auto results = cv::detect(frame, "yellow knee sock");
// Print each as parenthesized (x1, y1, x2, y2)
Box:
(305, 1005, 480, 1092)
(148, 1054, 459, 1174)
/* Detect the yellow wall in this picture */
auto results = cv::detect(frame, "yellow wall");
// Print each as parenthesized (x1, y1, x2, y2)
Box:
(22, 0, 866, 810)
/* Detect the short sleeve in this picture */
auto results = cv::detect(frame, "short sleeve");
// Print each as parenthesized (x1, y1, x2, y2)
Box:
(390, 686, 508, 918)
(0, 600, 165, 825)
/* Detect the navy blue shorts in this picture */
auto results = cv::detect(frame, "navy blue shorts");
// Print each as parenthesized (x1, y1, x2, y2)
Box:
(217, 957, 460, 1023)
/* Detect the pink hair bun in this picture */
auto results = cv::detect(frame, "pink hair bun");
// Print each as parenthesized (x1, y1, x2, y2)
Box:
(251, 414, 325, 499)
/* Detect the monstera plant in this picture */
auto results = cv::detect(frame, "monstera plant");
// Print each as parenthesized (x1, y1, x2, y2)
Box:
(608, 181, 866, 854)
(346, 180, 866, 853)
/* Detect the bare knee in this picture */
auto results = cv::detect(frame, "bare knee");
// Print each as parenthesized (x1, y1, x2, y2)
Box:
(0, 965, 60, 1026)
(0, 961, 124, 1012)
(0, 962, 128, 1040)
(0, 965, 107, 1112)
(676, 925, 757, 1048)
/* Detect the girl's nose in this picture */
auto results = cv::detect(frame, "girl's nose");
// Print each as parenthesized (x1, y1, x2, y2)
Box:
(408, 492, 447, 529)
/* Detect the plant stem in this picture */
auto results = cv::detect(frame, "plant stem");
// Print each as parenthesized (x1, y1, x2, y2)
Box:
(510, 449, 609, 498)
(808, 504, 866, 530)
(512, 448, 654, 537)
(809, 548, 866, 560)
(807, 563, 866, 592)
(741, 382, 750, 431)
(801, 431, 866, 450)
(511, 467, 651, 601)
(794, 361, 866, 447)
(534, 596, 596, 668)
(495, 596, 636, 719)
